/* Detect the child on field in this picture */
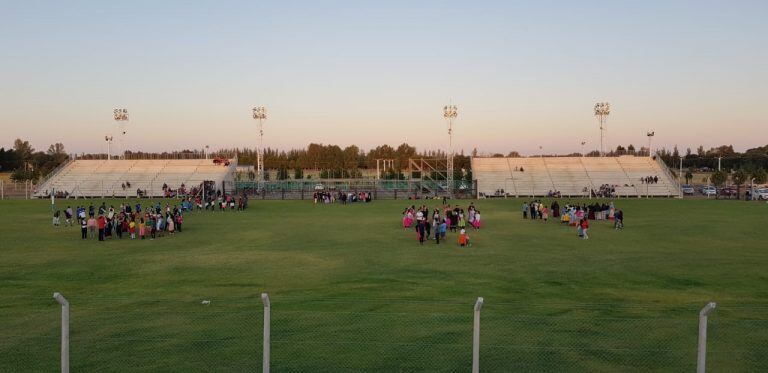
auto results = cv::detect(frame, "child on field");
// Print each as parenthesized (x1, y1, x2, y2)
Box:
(129, 219, 136, 239)
(473, 211, 481, 230)
(87, 216, 97, 238)
(139, 218, 145, 239)
(458, 228, 471, 247)
(53, 210, 61, 227)
(581, 218, 589, 239)
(80, 218, 88, 239)
(416, 220, 426, 245)
(439, 219, 447, 240)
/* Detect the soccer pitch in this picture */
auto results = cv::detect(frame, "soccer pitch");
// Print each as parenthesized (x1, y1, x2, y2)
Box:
(1, 198, 766, 371)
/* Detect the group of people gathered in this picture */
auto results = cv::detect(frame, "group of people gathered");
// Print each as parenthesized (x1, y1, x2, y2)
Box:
(313, 191, 373, 204)
(196, 193, 249, 211)
(53, 202, 188, 241)
(640, 176, 660, 184)
(402, 203, 481, 247)
(589, 184, 618, 198)
(521, 200, 624, 239)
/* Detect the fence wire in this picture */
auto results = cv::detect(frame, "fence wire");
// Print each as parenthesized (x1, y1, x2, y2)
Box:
(1, 296, 767, 372)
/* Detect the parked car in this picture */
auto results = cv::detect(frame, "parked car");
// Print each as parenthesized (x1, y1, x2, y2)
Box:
(681, 184, 695, 195)
(701, 186, 717, 196)
(754, 188, 768, 200)
(719, 186, 737, 197)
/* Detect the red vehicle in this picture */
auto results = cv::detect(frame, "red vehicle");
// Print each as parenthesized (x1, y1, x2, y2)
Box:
(212, 157, 231, 166)
(718, 186, 737, 197)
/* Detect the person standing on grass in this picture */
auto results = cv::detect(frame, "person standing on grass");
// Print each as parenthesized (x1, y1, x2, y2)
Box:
(97, 214, 106, 241)
(87, 216, 96, 238)
(522, 202, 529, 219)
(542, 206, 549, 223)
(53, 210, 60, 227)
(439, 218, 447, 241)
(472, 210, 481, 230)
(433, 215, 441, 244)
(138, 217, 146, 239)
(581, 218, 589, 239)
(416, 220, 426, 245)
(167, 214, 175, 234)
(614, 209, 624, 230)
(148, 215, 156, 240)
(129, 219, 136, 239)
(156, 214, 164, 238)
(458, 228, 471, 247)
(64, 206, 73, 227)
(457, 210, 466, 232)
(80, 217, 88, 239)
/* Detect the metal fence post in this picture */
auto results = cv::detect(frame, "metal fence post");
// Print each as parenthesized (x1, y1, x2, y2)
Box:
(53, 292, 69, 373)
(261, 293, 271, 373)
(473, 297, 484, 373)
(697, 302, 716, 373)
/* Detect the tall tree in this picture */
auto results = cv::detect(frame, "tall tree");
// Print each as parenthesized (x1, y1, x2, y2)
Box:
(711, 170, 727, 199)
(732, 169, 747, 199)
(13, 139, 34, 160)
(752, 168, 767, 184)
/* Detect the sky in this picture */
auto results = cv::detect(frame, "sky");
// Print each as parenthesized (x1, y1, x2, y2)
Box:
(1, 0, 766, 156)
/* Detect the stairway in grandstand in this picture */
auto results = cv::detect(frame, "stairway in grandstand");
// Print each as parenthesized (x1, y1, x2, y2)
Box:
(34, 158, 237, 198)
(471, 156, 680, 197)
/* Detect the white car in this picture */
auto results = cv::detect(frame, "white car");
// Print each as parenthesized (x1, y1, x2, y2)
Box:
(701, 186, 717, 196)
(314, 184, 324, 190)
(681, 185, 695, 195)
(754, 188, 768, 200)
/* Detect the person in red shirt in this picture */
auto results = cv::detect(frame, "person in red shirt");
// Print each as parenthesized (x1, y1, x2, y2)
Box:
(580, 218, 589, 240)
(97, 215, 106, 241)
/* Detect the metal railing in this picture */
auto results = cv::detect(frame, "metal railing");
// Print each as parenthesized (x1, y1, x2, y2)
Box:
(2, 295, 765, 371)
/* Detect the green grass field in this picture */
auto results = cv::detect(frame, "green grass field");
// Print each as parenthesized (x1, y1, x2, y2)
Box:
(1, 198, 766, 372)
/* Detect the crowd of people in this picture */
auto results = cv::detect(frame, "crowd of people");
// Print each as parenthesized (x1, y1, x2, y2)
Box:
(546, 190, 562, 198)
(641, 176, 660, 184)
(53, 201, 189, 241)
(589, 184, 618, 198)
(197, 193, 249, 211)
(402, 203, 481, 247)
(521, 200, 624, 239)
(313, 191, 373, 204)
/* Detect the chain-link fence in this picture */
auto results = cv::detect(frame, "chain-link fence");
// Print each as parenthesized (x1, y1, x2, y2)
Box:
(1, 295, 766, 371)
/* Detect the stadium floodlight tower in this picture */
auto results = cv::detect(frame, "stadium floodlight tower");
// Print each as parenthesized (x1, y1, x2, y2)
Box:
(443, 103, 458, 198)
(105, 136, 114, 161)
(113, 108, 129, 159)
(647, 130, 655, 158)
(594, 102, 610, 156)
(252, 106, 268, 188)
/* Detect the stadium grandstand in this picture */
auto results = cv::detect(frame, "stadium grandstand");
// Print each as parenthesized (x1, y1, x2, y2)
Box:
(472, 155, 680, 198)
(34, 158, 236, 198)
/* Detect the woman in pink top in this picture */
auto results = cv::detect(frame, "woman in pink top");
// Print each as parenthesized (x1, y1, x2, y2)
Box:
(87, 217, 97, 239)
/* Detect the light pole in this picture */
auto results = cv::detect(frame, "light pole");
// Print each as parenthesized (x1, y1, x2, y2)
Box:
(539, 146, 543, 159)
(594, 102, 610, 156)
(252, 106, 267, 189)
(443, 104, 458, 198)
(647, 131, 655, 158)
(113, 108, 129, 159)
(204, 145, 209, 159)
(717, 157, 722, 171)
(581, 141, 586, 157)
(679, 156, 684, 198)
(105, 136, 113, 161)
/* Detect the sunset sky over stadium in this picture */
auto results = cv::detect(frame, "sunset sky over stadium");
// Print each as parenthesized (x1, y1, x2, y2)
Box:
(1, 1, 766, 155)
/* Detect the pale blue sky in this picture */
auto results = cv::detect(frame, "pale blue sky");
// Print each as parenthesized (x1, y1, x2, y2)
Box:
(1, 1, 766, 155)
